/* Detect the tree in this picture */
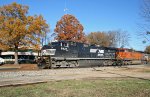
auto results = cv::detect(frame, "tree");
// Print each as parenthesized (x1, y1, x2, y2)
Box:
(145, 45, 150, 53)
(86, 32, 110, 47)
(0, 2, 49, 64)
(86, 30, 130, 47)
(107, 31, 118, 47)
(54, 14, 86, 42)
(140, 0, 150, 42)
(141, 0, 150, 23)
(114, 30, 130, 48)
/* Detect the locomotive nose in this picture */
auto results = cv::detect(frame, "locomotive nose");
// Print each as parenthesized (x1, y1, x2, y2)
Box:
(41, 45, 56, 55)
(42, 45, 53, 50)
(41, 49, 56, 56)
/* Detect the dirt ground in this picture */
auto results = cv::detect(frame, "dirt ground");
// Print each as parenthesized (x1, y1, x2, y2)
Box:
(0, 64, 150, 87)
(0, 64, 38, 70)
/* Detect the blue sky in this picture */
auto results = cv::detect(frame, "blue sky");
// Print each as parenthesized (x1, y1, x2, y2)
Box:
(0, 0, 148, 51)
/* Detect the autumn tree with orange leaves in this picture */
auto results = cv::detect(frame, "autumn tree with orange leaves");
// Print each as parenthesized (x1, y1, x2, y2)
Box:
(0, 2, 49, 64)
(54, 14, 86, 42)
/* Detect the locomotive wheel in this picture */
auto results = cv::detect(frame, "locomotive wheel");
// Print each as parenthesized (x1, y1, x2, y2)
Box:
(117, 62, 122, 66)
(69, 61, 79, 67)
(102, 61, 107, 66)
(112, 62, 117, 66)
(37, 62, 47, 69)
(107, 61, 113, 66)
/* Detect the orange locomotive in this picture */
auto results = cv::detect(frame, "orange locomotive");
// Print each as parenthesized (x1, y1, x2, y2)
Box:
(116, 48, 146, 65)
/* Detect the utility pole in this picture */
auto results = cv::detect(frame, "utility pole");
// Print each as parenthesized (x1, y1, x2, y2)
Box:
(64, 0, 69, 14)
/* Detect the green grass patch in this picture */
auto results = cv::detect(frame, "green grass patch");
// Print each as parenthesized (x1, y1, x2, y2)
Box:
(0, 78, 150, 97)
(143, 70, 150, 72)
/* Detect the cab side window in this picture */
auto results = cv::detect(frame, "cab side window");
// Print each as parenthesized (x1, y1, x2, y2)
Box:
(61, 42, 69, 47)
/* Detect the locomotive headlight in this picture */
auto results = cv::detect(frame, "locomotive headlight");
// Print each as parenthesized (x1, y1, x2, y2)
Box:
(42, 49, 56, 56)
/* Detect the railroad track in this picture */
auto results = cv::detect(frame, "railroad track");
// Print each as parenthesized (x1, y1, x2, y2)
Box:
(0, 64, 146, 72)
(0, 65, 149, 87)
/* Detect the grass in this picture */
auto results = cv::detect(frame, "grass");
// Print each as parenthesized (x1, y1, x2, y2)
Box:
(141, 70, 150, 73)
(0, 78, 150, 97)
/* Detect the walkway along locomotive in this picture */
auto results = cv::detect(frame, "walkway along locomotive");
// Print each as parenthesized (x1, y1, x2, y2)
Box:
(37, 40, 148, 69)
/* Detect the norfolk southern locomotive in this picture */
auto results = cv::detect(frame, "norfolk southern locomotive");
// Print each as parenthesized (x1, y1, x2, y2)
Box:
(37, 40, 148, 69)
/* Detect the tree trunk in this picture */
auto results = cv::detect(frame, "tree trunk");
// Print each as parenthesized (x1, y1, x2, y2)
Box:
(14, 47, 19, 65)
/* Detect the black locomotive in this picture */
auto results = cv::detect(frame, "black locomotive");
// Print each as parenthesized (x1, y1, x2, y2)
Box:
(37, 40, 118, 68)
